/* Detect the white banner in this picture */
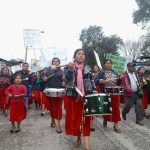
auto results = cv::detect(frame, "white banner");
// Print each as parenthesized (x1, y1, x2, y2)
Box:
(23, 29, 42, 49)
(94, 51, 102, 69)
(39, 48, 67, 69)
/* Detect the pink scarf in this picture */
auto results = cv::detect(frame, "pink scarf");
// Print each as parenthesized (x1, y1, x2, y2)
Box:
(75, 62, 85, 100)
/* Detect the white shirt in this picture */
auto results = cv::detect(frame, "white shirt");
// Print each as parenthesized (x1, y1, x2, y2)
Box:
(127, 71, 138, 92)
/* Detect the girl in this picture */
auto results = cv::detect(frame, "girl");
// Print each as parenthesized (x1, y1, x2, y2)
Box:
(64, 49, 97, 150)
(6, 74, 27, 133)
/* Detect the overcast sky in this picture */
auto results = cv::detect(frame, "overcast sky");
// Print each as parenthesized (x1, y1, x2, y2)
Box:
(0, 0, 144, 62)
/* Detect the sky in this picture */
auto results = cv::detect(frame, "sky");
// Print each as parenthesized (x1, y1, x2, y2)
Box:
(0, 0, 144, 63)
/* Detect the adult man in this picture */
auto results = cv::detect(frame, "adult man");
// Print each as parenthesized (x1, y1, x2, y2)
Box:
(13, 63, 32, 109)
(121, 62, 144, 125)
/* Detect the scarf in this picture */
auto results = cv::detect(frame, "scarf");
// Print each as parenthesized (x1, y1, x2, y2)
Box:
(75, 62, 85, 101)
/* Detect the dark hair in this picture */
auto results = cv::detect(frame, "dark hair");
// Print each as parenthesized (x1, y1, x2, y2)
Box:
(51, 57, 60, 65)
(138, 66, 145, 72)
(94, 65, 100, 71)
(14, 73, 23, 80)
(73, 48, 85, 59)
(1, 67, 9, 74)
(104, 59, 113, 65)
(22, 62, 29, 66)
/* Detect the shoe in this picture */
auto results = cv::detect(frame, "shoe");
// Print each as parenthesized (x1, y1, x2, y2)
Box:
(145, 113, 150, 119)
(122, 113, 126, 120)
(113, 126, 121, 133)
(136, 120, 144, 126)
(90, 128, 95, 132)
(41, 112, 45, 116)
(56, 130, 62, 134)
(10, 127, 15, 133)
(51, 122, 55, 128)
(103, 120, 107, 127)
(14, 128, 21, 133)
(72, 140, 81, 148)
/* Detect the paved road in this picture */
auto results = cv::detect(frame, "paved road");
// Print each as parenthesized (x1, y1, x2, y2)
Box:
(0, 104, 150, 150)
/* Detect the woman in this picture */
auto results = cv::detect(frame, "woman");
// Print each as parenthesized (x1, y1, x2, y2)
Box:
(6, 74, 26, 133)
(40, 68, 48, 116)
(95, 59, 121, 133)
(64, 49, 97, 150)
(138, 67, 149, 118)
(43, 58, 64, 133)
(90, 65, 101, 132)
(0, 67, 11, 116)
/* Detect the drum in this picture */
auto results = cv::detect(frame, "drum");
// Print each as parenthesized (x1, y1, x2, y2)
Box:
(105, 86, 124, 95)
(84, 93, 112, 116)
(44, 88, 66, 97)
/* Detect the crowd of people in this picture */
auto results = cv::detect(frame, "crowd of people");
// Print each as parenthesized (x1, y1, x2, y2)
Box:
(0, 48, 150, 150)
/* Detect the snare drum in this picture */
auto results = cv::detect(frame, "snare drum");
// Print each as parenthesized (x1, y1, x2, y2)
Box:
(84, 93, 112, 116)
(105, 86, 124, 95)
(45, 88, 66, 97)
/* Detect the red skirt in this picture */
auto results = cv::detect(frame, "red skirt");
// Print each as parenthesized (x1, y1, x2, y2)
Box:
(65, 96, 91, 136)
(103, 95, 121, 122)
(62, 96, 68, 110)
(41, 92, 48, 109)
(0, 88, 9, 110)
(142, 89, 148, 109)
(47, 97, 62, 120)
(34, 90, 41, 104)
(10, 102, 27, 122)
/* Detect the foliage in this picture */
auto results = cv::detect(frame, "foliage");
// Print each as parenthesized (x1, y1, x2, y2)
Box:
(133, 0, 150, 25)
(79, 25, 123, 69)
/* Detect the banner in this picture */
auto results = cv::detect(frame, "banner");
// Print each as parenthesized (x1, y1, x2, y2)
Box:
(30, 59, 41, 72)
(106, 54, 126, 75)
(23, 29, 42, 49)
(39, 48, 67, 68)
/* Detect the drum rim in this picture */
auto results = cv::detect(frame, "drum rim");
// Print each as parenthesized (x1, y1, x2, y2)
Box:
(85, 93, 107, 97)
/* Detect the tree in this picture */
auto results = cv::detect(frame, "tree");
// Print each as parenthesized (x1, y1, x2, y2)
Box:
(79, 25, 123, 69)
(119, 39, 144, 61)
(133, 0, 150, 56)
(133, 0, 150, 25)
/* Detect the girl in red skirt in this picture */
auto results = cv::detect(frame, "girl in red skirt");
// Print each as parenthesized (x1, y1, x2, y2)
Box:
(6, 74, 27, 133)
(64, 49, 97, 150)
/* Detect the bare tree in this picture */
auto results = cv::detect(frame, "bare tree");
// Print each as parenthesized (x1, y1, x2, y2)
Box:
(119, 39, 143, 60)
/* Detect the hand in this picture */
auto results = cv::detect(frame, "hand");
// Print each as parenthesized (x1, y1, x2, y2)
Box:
(14, 95, 20, 98)
(8, 94, 12, 97)
(62, 81, 66, 87)
(99, 79, 107, 84)
(68, 62, 74, 71)
(51, 65, 57, 70)
(43, 77, 48, 81)
(119, 74, 123, 80)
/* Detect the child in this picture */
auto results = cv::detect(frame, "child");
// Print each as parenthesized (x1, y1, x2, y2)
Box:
(6, 74, 27, 133)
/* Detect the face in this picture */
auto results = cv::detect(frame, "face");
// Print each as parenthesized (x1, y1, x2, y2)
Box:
(2, 64, 7, 68)
(52, 59, 60, 67)
(15, 76, 22, 84)
(22, 64, 29, 71)
(94, 66, 99, 73)
(139, 67, 145, 74)
(104, 61, 112, 70)
(128, 66, 135, 73)
(2, 68, 9, 75)
(43, 69, 47, 74)
(74, 50, 85, 64)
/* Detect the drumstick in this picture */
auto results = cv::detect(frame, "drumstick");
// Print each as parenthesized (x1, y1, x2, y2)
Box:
(47, 74, 55, 79)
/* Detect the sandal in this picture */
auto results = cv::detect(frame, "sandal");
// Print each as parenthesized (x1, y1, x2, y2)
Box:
(72, 140, 81, 148)
(51, 122, 56, 128)
(14, 128, 20, 133)
(10, 127, 15, 133)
